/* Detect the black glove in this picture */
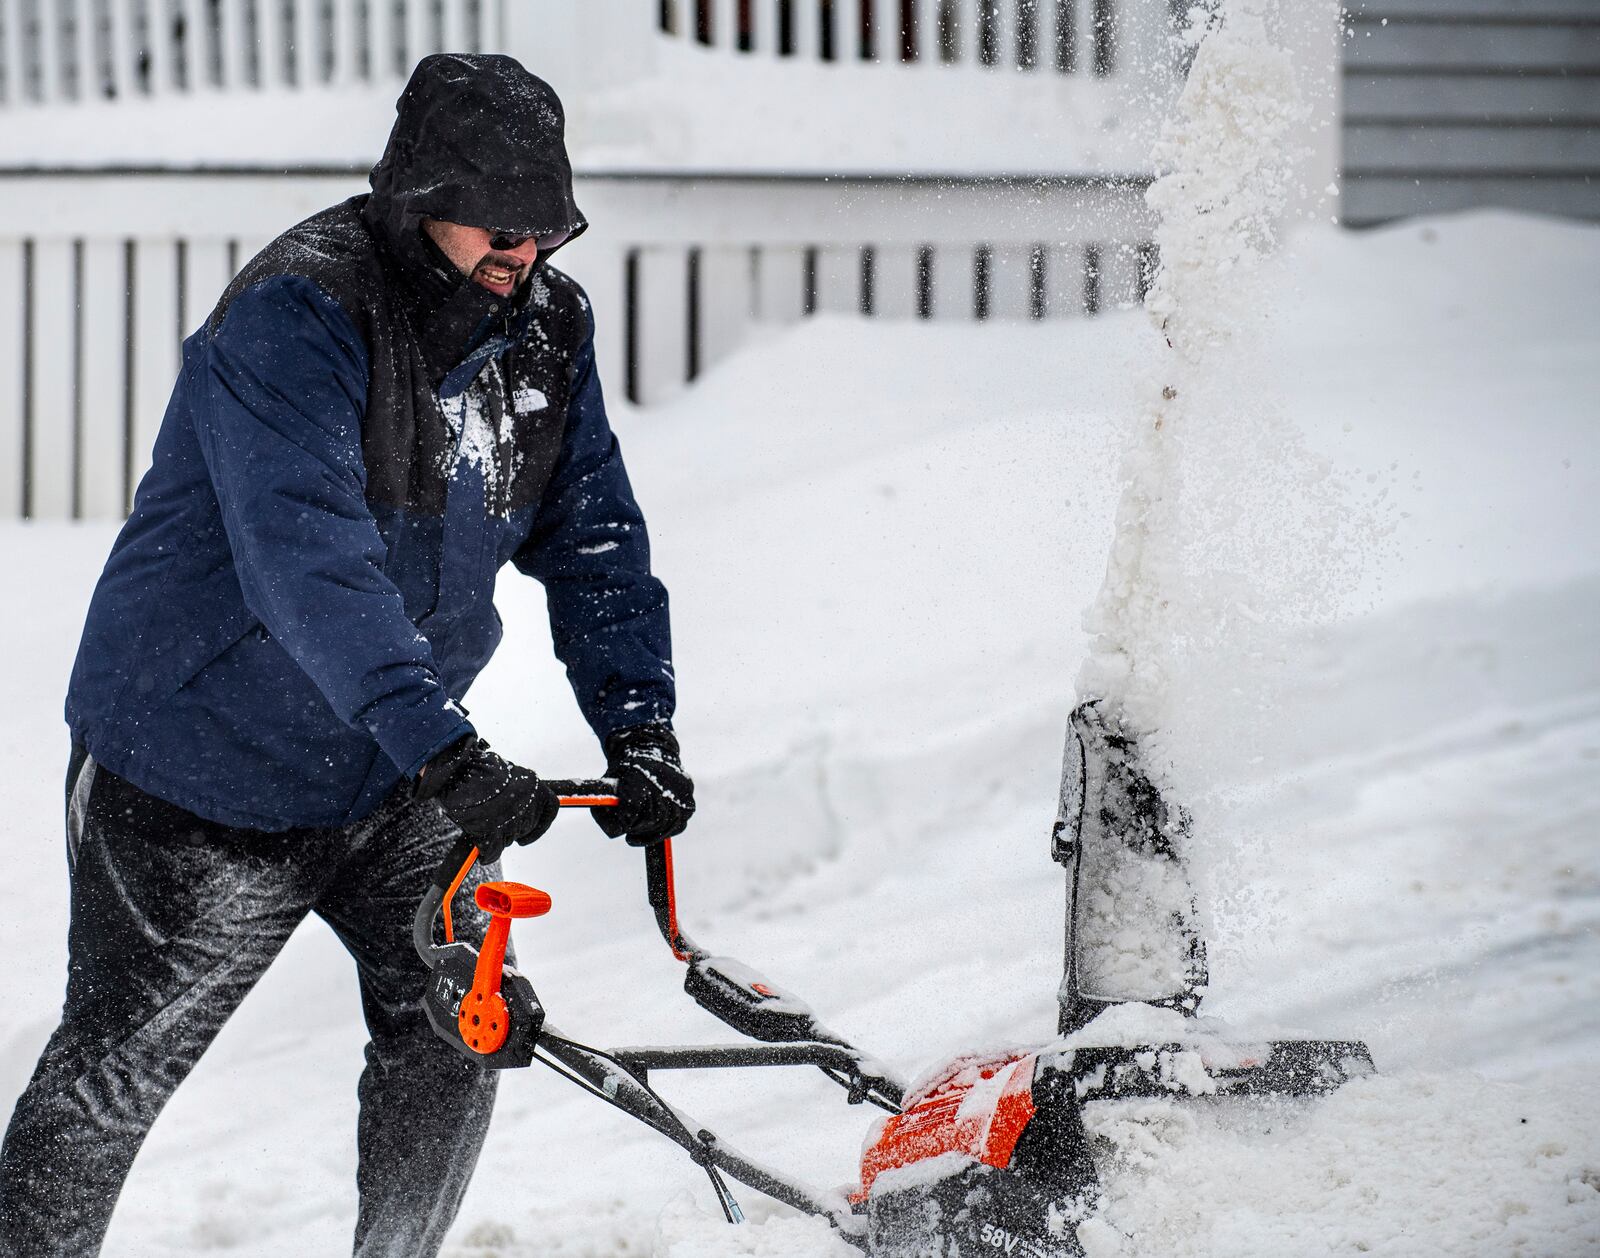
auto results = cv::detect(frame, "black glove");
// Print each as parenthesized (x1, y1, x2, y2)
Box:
(595, 724, 695, 847)
(416, 736, 560, 864)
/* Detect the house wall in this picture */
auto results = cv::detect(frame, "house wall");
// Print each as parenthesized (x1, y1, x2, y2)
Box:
(1342, 0, 1600, 225)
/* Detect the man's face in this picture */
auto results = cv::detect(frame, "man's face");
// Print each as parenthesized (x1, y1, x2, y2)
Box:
(422, 218, 542, 298)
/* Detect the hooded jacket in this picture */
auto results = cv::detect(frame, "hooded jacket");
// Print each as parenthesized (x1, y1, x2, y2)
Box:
(64, 55, 674, 831)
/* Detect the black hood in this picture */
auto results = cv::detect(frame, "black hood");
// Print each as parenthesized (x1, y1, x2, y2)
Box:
(362, 54, 587, 381)
(367, 53, 587, 243)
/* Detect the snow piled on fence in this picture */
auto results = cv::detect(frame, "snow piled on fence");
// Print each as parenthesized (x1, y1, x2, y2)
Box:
(0, 208, 1596, 1255)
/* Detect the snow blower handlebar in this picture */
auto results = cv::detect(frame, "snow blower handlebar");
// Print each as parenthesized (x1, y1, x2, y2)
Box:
(413, 778, 618, 966)
(409, 775, 904, 1243)
(413, 778, 698, 966)
(413, 779, 904, 1108)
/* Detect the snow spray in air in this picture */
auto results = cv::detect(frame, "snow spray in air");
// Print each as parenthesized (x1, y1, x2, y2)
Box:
(1079, 0, 1311, 741)
(1081, 0, 1389, 784)
(1069, 0, 1376, 1000)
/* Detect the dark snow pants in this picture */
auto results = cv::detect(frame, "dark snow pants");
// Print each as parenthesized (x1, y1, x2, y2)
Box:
(0, 750, 502, 1258)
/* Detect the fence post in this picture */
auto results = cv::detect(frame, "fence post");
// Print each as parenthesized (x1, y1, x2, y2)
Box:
(1, 0, 24, 103)
(985, 244, 1032, 318)
(403, 0, 434, 69)
(79, 238, 130, 519)
(331, 0, 362, 83)
(872, 244, 920, 318)
(991, 0, 1019, 71)
(793, 0, 821, 62)
(0, 240, 21, 517)
(37, 0, 64, 103)
(130, 238, 181, 504)
(1072, 0, 1095, 75)
(104, 0, 134, 96)
(928, 243, 975, 320)
(481, 0, 505, 52)
(29, 238, 75, 518)
(368, 0, 397, 79)
(815, 245, 861, 314)
(697, 245, 751, 373)
(218, 0, 249, 89)
(1097, 239, 1142, 312)
(441, 0, 472, 53)
(73, 0, 98, 100)
(755, 245, 806, 322)
(180, 0, 211, 90)
(710, 0, 737, 51)
(146, 0, 176, 94)
(1045, 243, 1085, 317)
(182, 239, 232, 339)
(632, 246, 690, 405)
(256, 0, 286, 88)
(292, 0, 320, 86)
(552, 238, 628, 402)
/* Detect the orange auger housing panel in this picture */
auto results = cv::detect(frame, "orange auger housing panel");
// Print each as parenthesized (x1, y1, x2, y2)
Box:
(855, 1050, 1038, 1203)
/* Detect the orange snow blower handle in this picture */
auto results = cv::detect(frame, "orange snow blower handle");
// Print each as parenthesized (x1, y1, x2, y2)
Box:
(458, 882, 553, 1054)
(436, 778, 618, 945)
(414, 777, 695, 1060)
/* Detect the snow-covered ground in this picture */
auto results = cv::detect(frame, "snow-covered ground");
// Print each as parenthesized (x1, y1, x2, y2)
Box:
(0, 210, 1596, 1255)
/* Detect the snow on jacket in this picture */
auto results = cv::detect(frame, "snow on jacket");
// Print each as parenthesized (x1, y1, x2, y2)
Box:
(65, 55, 674, 830)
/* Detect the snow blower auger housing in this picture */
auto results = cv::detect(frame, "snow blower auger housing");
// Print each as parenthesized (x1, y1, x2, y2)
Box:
(413, 725, 1375, 1256)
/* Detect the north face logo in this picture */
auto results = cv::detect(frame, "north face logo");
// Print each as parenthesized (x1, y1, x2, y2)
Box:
(513, 387, 548, 413)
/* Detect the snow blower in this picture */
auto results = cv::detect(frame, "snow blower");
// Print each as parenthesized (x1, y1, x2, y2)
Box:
(413, 703, 1374, 1254)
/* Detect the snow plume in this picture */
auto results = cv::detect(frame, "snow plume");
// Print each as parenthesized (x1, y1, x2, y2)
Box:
(1071, 1, 1396, 1009)
(1077, 0, 1388, 781)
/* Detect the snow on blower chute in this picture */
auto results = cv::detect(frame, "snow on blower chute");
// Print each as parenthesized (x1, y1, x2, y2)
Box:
(412, 703, 1374, 1254)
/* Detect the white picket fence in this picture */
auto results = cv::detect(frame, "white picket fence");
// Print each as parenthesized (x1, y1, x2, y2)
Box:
(0, 170, 1153, 520)
(656, 0, 1123, 75)
(0, 0, 502, 103)
(0, 0, 1135, 108)
(0, 2, 1176, 521)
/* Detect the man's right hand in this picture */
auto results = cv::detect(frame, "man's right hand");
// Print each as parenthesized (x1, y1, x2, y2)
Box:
(416, 736, 560, 865)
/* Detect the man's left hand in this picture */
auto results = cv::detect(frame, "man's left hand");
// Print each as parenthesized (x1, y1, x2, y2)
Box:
(596, 724, 695, 847)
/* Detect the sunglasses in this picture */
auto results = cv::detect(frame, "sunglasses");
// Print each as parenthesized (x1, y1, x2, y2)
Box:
(488, 228, 573, 253)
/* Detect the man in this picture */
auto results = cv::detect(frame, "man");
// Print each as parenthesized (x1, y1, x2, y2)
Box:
(0, 54, 693, 1257)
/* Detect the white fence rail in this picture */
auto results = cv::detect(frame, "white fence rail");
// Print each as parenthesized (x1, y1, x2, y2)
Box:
(0, 170, 1153, 520)
(0, 0, 502, 105)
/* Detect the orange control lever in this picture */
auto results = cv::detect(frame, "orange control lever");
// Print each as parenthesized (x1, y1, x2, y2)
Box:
(458, 881, 552, 1056)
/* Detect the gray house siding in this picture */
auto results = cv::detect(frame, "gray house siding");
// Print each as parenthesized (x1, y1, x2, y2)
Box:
(1343, 0, 1600, 226)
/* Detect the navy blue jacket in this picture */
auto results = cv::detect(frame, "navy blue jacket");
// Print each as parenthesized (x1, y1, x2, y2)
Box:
(64, 57, 674, 830)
